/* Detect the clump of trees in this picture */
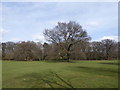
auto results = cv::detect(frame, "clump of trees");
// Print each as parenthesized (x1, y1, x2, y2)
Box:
(1, 21, 118, 61)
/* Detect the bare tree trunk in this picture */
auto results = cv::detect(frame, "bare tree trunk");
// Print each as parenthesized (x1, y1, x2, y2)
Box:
(66, 52, 70, 62)
(66, 44, 73, 62)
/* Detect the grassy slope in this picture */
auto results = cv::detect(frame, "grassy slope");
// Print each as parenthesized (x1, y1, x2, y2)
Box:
(2, 60, 118, 88)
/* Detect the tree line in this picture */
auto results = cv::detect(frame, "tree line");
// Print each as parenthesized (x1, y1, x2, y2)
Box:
(1, 21, 118, 61)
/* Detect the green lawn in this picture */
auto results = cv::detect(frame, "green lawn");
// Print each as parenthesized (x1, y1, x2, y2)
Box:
(2, 60, 118, 88)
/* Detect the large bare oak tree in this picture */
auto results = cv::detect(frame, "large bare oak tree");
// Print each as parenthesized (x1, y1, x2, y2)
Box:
(44, 21, 90, 61)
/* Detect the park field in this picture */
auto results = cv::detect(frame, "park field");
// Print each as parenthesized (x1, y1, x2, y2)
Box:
(2, 60, 119, 88)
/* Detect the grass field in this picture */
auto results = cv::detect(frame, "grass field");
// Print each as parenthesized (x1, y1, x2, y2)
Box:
(2, 60, 118, 88)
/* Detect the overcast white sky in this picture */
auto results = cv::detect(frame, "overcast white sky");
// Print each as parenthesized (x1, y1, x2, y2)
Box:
(0, 2, 118, 43)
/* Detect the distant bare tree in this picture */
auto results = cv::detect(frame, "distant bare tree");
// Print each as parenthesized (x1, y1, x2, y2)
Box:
(101, 39, 117, 60)
(0, 43, 2, 60)
(2, 42, 15, 60)
(32, 42, 43, 61)
(2, 43, 6, 60)
(14, 41, 39, 61)
(43, 42, 51, 60)
(90, 41, 104, 60)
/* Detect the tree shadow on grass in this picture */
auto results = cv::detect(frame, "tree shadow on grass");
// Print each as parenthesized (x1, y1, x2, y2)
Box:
(15, 70, 74, 88)
(100, 62, 120, 65)
(45, 60, 76, 63)
(66, 66, 119, 77)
